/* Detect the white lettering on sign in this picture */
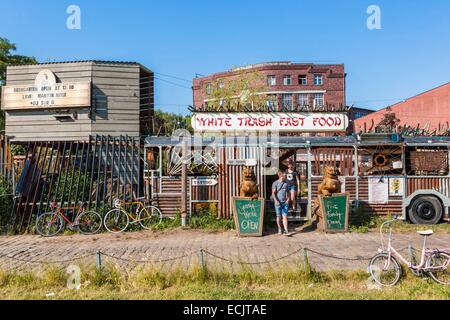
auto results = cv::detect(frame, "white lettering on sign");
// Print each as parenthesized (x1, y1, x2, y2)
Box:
(192, 113, 349, 132)
(192, 179, 218, 187)
(227, 159, 258, 166)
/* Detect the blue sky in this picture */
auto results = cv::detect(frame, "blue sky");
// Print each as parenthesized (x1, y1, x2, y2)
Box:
(1, 0, 450, 115)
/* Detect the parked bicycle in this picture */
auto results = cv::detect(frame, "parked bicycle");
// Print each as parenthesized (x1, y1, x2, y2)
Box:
(368, 216, 450, 286)
(35, 202, 103, 237)
(103, 197, 162, 233)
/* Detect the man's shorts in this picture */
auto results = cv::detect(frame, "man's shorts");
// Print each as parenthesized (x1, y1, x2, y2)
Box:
(275, 203, 289, 217)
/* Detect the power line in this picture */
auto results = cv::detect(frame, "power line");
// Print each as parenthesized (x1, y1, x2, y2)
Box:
(154, 77, 192, 90)
(154, 72, 191, 83)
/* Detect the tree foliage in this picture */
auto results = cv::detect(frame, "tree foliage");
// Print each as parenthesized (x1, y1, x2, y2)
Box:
(201, 70, 269, 111)
(153, 109, 192, 136)
(0, 38, 37, 130)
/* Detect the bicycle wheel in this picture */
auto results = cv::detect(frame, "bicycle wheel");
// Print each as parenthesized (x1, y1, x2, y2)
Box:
(368, 253, 402, 287)
(426, 251, 450, 285)
(35, 212, 64, 237)
(103, 209, 129, 233)
(138, 205, 162, 230)
(76, 210, 103, 235)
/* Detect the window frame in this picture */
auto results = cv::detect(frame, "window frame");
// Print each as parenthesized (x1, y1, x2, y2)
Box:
(298, 75, 307, 85)
(283, 75, 292, 86)
(298, 93, 309, 107)
(281, 93, 293, 110)
(313, 74, 323, 86)
(313, 93, 324, 109)
(267, 75, 276, 86)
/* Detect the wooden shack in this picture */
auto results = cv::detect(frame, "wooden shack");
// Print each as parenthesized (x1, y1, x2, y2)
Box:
(145, 135, 450, 224)
(1, 61, 154, 142)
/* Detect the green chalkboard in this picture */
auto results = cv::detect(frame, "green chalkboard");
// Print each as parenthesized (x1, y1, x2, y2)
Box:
(318, 193, 350, 233)
(232, 197, 265, 237)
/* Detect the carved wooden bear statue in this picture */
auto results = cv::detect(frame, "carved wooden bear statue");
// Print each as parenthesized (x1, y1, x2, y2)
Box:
(240, 166, 259, 200)
(318, 166, 341, 196)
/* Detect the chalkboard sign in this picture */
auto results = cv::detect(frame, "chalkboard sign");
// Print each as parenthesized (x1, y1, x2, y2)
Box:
(318, 193, 350, 233)
(232, 197, 265, 237)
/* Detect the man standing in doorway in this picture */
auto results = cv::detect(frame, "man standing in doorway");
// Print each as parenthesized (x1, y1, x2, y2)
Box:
(272, 170, 290, 235)
(285, 161, 301, 212)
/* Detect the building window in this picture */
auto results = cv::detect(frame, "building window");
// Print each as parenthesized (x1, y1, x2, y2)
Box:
(206, 83, 213, 95)
(355, 112, 362, 119)
(265, 94, 277, 110)
(313, 93, 324, 109)
(267, 75, 276, 86)
(298, 75, 307, 85)
(282, 94, 293, 110)
(218, 81, 225, 89)
(283, 75, 292, 86)
(298, 93, 308, 107)
(314, 74, 323, 85)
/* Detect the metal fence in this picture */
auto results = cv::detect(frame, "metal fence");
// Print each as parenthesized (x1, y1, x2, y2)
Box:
(8, 135, 144, 234)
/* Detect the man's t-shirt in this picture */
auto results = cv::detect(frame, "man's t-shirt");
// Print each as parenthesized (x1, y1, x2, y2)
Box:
(272, 180, 289, 203)
(285, 170, 299, 187)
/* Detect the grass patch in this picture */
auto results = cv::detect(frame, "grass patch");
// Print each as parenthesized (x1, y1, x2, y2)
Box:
(154, 207, 235, 232)
(0, 263, 448, 300)
(349, 206, 450, 234)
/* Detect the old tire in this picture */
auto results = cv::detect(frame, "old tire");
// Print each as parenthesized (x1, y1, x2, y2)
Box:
(408, 196, 443, 225)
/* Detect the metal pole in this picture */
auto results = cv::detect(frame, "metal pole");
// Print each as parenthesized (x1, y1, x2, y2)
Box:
(109, 137, 116, 210)
(67, 141, 80, 214)
(96, 250, 102, 271)
(38, 142, 55, 215)
(28, 141, 50, 228)
(95, 136, 104, 212)
(102, 136, 109, 215)
(181, 138, 188, 226)
(52, 141, 67, 209)
(60, 142, 73, 209)
(198, 248, 205, 270)
(124, 135, 129, 202)
(20, 141, 42, 231)
(88, 136, 99, 210)
(116, 136, 122, 202)
(74, 142, 87, 206)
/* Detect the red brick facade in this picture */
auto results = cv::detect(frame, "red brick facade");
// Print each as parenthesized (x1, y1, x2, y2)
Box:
(192, 62, 346, 111)
(354, 83, 450, 133)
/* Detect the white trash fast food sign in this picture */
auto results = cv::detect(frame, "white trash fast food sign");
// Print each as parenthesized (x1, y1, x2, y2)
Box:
(192, 113, 349, 132)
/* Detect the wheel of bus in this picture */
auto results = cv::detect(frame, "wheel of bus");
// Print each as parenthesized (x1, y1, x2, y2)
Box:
(103, 209, 129, 233)
(368, 253, 402, 287)
(138, 205, 163, 230)
(408, 196, 443, 225)
(426, 251, 450, 285)
(76, 210, 103, 235)
(35, 212, 64, 237)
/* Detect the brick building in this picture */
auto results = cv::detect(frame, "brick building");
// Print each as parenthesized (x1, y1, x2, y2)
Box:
(193, 62, 346, 111)
(354, 82, 450, 134)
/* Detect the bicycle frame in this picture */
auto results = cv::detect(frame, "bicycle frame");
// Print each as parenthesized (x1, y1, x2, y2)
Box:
(115, 200, 146, 222)
(48, 203, 85, 226)
(381, 220, 450, 272)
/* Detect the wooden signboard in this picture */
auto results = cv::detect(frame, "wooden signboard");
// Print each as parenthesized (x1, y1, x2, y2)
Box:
(232, 197, 264, 237)
(1, 82, 91, 110)
(318, 193, 350, 233)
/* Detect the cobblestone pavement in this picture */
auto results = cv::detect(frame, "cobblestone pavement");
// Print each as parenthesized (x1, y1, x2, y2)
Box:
(0, 227, 449, 272)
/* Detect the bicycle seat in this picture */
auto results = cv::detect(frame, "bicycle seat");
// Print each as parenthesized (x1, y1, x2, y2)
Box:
(417, 230, 433, 236)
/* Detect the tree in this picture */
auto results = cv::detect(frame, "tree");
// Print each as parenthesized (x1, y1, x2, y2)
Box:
(153, 109, 193, 136)
(0, 38, 37, 130)
(200, 70, 270, 112)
